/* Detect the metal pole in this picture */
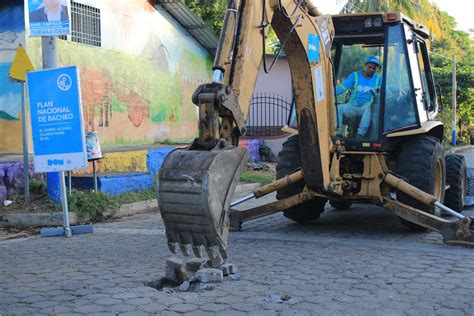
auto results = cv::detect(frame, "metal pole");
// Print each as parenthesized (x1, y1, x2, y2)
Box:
(93, 160, 98, 191)
(42, 36, 58, 68)
(21, 82, 30, 203)
(67, 171, 72, 193)
(42, 36, 71, 236)
(60, 171, 72, 237)
(42, 36, 62, 203)
(452, 54, 457, 145)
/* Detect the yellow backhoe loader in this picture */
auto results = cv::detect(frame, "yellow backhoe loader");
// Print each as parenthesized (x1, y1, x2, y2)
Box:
(156, 0, 471, 261)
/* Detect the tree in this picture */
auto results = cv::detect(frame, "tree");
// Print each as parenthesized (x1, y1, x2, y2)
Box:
(183, 0, 228, 37)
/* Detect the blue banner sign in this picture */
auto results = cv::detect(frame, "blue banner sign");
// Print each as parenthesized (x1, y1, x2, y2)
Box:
(27, 66, 87, 172)
(28, 0, 70, 37)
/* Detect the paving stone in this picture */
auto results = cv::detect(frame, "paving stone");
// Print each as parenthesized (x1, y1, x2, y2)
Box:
(165, 257, 187, 284)
(94, 297, 124, 306)
(248, 309, 278, 316)
(73, 304, 105, 313)
(168, 303, 199, 313)
(17, 295, 45, 304)
(279, 309, 312, 316)
(30, 300, 58, 309)
(112, 292, 143, 300)
(200, 303, 227, 312)
(108, 304, 137, 313)
(220, 263, 238, 276)
(185, 258, 205, 272)
(126, 297, 152, 306)
(221, 311, 248, 316)
(178, 280, 191, 292)
(196, 268, 223, 283)
(140, 303, 166, 313)
(118, 312, 149, 316)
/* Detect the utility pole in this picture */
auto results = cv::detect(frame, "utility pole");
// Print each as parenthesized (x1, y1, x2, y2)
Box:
(42, 36, 62, 204)
(452, 54, 457, 146)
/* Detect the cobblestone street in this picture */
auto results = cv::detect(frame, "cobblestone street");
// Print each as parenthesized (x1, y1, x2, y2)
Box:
(1, 150, 474, 315)
(1, 201, 474, 315)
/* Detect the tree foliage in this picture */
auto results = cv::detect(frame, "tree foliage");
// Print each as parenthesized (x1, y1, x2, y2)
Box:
(183, 0, 227, 37)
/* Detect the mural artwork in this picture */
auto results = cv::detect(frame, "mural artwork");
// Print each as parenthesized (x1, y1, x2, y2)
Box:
(24, 0, 213, 149)
(0, 1, 26, 153)
(0, 0, 212, 154)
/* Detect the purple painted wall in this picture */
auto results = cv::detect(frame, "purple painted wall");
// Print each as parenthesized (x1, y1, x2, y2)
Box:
(0, 161, 40, 200)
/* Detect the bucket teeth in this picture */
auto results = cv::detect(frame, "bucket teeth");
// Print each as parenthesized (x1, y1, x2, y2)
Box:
(192, 245, 205, 258)
(179, 243, 193, 257)
(219, 246, 228, 259)
(168, 242, 177, 254)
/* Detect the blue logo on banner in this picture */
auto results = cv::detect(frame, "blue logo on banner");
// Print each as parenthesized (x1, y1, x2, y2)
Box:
(48, 159, 64, 166)
(308, 33, 320, 63)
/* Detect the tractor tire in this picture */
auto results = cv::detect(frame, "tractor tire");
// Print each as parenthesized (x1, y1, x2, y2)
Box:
(276, 135, 327, 223)
(396, 135, 446, 231)
(444, 154, 467, 212)
(329, 200, 352, 210)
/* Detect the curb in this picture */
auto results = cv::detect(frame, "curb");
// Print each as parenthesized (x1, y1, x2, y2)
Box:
(0, 183, 260, 228)
(450, 145, 473, 153)
(0, 200, 159, 228)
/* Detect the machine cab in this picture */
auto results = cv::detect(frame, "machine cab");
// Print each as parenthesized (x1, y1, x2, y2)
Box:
(330, 12, 439, 148)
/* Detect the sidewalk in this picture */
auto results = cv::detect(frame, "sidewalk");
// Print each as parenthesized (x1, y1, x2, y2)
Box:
(0, 182, 261, 229)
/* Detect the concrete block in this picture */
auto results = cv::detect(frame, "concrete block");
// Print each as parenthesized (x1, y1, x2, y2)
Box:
(220, 263, 238, 276)
(165, 257, 187, 284)
(200, 257, 224, 269)
(185, 258, 205, 272)
(228, 273, 241, 281)
(196, 268, 223, 283)
(178, 281, 190, 292)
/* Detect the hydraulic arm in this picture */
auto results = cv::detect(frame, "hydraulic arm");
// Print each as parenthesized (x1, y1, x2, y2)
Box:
(157, 0, 336, 260)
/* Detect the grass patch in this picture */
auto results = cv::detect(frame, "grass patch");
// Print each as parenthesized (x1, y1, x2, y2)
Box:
(239, 171, 275, 186)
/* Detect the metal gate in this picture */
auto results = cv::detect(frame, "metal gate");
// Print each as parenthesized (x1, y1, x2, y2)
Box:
(245, 93, 291, 137)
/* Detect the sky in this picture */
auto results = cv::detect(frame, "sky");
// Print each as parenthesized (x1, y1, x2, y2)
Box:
(430, 0, 473, 32)
(317, 0, 472, 33)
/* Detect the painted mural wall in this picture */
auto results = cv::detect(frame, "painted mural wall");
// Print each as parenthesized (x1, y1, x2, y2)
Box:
(0, 1, 26, 153)
(1, 0, 211, 154)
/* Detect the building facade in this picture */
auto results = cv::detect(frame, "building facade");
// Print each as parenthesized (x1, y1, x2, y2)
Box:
(0, 0, 214, 154)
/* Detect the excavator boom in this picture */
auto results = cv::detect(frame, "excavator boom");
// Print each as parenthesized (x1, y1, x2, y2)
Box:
(157, 0, 335, 259)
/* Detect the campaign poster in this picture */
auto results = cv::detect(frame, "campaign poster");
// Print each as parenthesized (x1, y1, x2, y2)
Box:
(28, 0, 70, 37)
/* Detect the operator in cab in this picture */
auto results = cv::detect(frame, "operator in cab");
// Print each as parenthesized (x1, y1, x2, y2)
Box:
(336, 56, 382, 139)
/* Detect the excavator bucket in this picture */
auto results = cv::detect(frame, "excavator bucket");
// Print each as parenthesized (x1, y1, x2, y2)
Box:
(157, 146, 248, 260)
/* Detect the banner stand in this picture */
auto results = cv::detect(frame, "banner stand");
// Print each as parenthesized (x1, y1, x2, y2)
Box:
(26, 66, 93, 238)
(40, 171, 93, 237)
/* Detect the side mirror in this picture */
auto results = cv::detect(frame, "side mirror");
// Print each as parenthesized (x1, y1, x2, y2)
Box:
(435, 84, 443, 111)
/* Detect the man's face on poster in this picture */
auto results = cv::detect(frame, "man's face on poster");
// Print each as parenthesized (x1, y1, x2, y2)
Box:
(44, 0, 62, 9)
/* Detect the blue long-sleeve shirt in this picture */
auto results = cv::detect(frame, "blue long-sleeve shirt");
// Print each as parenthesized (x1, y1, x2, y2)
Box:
(336, 71, 382, 107)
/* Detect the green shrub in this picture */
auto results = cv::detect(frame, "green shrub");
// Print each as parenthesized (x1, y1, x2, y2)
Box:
(67, 190, 116, 221)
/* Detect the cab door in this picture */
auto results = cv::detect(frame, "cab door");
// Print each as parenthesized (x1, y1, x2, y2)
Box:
(404, 24, 429, 124)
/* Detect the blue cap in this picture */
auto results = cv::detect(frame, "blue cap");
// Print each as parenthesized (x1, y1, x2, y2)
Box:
(366, 56, 380, 66)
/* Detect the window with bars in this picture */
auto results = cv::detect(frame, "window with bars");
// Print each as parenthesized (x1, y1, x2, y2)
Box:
(59, 1, 101, 47)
